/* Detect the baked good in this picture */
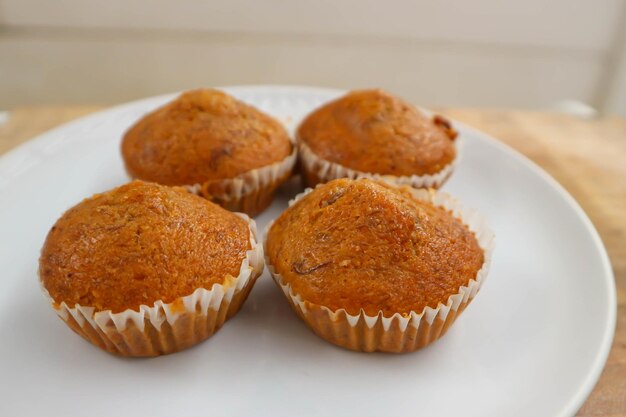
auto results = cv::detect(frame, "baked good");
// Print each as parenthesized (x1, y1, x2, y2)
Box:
(39, 180, 264, 356)
(297, 89, 457, 188)
(265, 178, 493, 352)
(121, 89, 296, 216)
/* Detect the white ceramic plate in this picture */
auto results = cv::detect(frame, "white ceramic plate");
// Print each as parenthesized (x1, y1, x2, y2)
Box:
(0, 86, 616, 417)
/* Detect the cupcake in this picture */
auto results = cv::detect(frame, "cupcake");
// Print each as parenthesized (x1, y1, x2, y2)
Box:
(265, 179, 493, 353)
(121, 89, 297, 216)
(297, 89, 458, 189)
(39, 181, 264, 357)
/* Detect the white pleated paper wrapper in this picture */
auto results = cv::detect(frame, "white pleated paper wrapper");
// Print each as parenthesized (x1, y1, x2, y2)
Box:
(297, 139, 459, 189)
(264, 185, 494, 353)
(186, 148, 297, 216)
(40, 213, 264, 357)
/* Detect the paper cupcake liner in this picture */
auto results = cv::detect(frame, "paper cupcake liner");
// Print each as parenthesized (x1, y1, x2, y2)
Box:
(40, 214, 265, 357)
(297, 139, 458, 190)
(264, 185, 494, 353)
(187, 148, 297, 216)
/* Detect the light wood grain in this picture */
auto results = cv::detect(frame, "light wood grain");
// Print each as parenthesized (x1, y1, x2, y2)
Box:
(0, 106, 624, 416)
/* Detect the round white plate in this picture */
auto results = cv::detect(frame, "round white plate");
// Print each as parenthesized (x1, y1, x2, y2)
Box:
(0, 86, 615, 417)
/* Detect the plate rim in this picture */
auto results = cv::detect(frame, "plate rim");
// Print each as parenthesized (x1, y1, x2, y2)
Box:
(0, 84, 616, 417)
(451, 117, 616, 417)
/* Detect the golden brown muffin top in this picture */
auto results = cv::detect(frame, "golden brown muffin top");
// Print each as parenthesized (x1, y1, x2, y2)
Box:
(39, 181, 252, 313)
(297, 89, 457, 176)
(121, 89, 293, 185)
(266, 179, 483, 316)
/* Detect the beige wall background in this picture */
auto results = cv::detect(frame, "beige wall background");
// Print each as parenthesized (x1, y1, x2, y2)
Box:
(1, 0, 626, 115)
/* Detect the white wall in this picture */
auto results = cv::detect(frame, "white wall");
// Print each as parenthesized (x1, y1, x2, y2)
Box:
(1, 0, 625, 115)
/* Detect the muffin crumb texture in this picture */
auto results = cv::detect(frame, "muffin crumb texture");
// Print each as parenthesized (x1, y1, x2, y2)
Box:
(122, 89, 292, 185)
(39, 181, 251, 313)
(298, 89, 456, 176)
(266, 179, 484, 316)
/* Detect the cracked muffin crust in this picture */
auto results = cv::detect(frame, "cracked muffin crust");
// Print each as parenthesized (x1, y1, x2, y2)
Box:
(265, 178, 484, 317)
(121, 89, 295, 216)
(39, 180, 252, 313)
(297, 89, 457, 185)
(122, 89, 292, 186)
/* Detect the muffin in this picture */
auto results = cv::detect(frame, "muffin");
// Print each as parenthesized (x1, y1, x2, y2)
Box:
(39, 181, 264, 357)
(265, 179, 493, 353)
(297, 89, 458, 189)
(121, 89, 297, 216)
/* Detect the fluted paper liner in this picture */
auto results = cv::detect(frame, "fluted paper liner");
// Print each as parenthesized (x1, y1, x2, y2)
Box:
(264, 186, 494, 353)
(187, 148, 297, 216)
(298, 140, 458, 189)
(40, 214, 264, 357)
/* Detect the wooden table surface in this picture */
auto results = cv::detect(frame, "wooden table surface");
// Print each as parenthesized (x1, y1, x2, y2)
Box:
(0, 106, 624, 416)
